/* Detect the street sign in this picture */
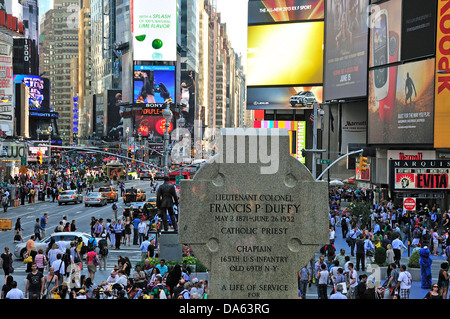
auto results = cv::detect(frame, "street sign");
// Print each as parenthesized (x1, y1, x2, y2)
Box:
(403, 197, 416, 211)
(320, 159, 330, 165)
(175, 175, 184, 186)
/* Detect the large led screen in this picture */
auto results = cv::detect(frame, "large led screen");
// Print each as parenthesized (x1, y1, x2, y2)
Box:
(131, 0, 177, 62)
(13, 74, 51, 111)
(323, 0, 369, 101)
(248, 0, 324, 24)
(247, 21, 324, 86)
(401, 0, 436, 61)
(368, 58, 435, 144)
(253, 120, 306, 163)
(368, 0, 402, 68)
(247, 86, 322, 110)
(133, 65, 175, 106)
(134, 115, 174, 137)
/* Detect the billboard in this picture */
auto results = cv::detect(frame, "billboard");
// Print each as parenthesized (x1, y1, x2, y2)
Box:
(133, 65, 176, 106)
(13, 74, 51, 112)
(134, 115, 174, 137)
(368, 0, 402, 68)
(253, 120, 306, 163)
(248, 0, 324, 24)
(131, 0, 177, 62)
(106, 90, 123, 139)
(390, 160, 450, 190)
(247, 86, 322, 110)
(0, 33, 13, 136)
(247, 21, 324, 86)
(323, 0, 369, 101)
(400, 0, 436, 61)
(434, 0, 450, 148)
(368, 58, 435, 144)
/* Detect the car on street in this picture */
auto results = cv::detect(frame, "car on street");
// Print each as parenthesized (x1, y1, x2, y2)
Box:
(154, 172, 165, 180)
(123, 188, 146, 203)
(289, 91, 317, 107)
(98, 186, 119, 202)
(14, 232, 92, 259)
(139, 170, 154, 180)
(85, 192, 108, 207)
(58, 190, 83, 205)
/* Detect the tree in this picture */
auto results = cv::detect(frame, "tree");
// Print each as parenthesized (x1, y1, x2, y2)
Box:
(347, 201, 371, 229)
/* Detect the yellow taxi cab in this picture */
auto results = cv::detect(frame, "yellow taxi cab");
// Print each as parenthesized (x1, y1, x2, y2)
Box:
(98, 186, 119, 202)
(123, 188, 146, 203)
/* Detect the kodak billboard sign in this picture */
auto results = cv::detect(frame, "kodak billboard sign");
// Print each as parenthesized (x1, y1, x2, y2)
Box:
(435, 0, 450, 148)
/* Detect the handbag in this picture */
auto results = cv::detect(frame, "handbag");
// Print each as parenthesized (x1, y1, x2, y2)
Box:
(23, 255, 32, 264)
(93, 255, 100, 266)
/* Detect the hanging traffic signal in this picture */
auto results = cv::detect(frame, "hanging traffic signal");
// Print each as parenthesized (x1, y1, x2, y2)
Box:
(359, 156, 368, 171)
(37, 151, 42, 164)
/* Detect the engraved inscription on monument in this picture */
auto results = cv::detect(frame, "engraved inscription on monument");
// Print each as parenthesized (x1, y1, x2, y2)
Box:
(179, 129, 328, 299)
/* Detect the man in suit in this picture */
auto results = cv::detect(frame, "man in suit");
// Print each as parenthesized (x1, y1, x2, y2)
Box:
(156, 176, 179, 232)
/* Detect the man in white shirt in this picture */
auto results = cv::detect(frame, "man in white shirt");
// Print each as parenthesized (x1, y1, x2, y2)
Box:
(51, 253, 65, 282)
(115, 270, 128, 289)
(346, 263, 358, 299)
(5, 281, 24, 299)
(392, 235, 407, 267)
(138, 218, 147, 245)
(395, 265, 412, 299)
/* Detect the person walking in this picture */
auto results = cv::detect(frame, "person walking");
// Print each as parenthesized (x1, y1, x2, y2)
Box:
(25, 262, 44, 299)
(40, 213, 48, 238)
(156, 176, 179, 232)
(112, 202, 118, 222)
(392, 234, 407, 268)
(114, 219, 123, 249)
(13, 218, 23, 242)
(85, 247, 98, 281)
(317, 263, 329, 299)
(42, 267, 58, 299)
(395, 265, 412, 299)
(97, 234, 109, 271)
(34, 218, 44, 241)
(0, 247, 13, 278)
(438, 262, 449, 299)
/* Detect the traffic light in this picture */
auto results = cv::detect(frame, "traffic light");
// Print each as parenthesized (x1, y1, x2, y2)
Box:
(36, 151, 42, 164)
(359, 156, 368, 171)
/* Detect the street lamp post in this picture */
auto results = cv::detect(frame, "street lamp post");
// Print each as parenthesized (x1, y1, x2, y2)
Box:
(162, 104, 173, 176)
(47, 124, 53, 183)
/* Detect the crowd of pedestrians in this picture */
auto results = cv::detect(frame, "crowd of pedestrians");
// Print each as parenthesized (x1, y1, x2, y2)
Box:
(298, 186, 450, 300)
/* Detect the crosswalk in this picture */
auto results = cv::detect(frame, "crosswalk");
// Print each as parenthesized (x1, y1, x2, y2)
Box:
(12, 246, 144, 274)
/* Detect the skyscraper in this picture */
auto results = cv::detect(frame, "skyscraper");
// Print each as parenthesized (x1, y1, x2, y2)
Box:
(39, 0, 80, 144)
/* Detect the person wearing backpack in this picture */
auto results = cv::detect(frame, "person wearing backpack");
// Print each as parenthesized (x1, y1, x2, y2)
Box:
(97, 234, 108, 270)
(112, 203, 118, 222)
(150, 275, 171, 299)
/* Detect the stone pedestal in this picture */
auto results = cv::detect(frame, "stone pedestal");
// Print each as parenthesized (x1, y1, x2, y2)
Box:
(179, 128, 329, 299)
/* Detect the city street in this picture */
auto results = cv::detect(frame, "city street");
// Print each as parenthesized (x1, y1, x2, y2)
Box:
(1, 179, 159, 294)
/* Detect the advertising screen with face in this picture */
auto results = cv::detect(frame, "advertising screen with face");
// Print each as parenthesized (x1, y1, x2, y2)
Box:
(324, 0, 369, 101)
(368, 58, 435, 144)
(133, 65, 175, 106)
(247, 21, 324, 86)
